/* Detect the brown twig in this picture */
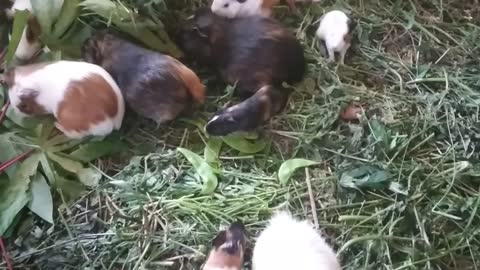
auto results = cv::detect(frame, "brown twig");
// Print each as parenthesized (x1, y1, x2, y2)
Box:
(0, 237, 13, 270)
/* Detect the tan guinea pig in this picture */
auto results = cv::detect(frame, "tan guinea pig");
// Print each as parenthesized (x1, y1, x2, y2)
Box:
(5, 61, 125, 139)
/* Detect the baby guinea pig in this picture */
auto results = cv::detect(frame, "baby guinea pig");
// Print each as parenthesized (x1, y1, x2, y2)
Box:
(316, 10, 356, 65)
(210, 0, 297, 18)
(179, 7, 305, 136)
(5, 61, 125, 139)
(202, 222, 246, 270)
(252, 211, 341, 270)
(82, 31, 205, 125)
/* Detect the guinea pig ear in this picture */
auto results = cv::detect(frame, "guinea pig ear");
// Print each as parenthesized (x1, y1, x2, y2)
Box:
(25, 16, 41, 44)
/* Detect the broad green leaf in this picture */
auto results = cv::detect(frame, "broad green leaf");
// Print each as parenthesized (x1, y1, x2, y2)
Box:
(47, 152, 83, 173)
(0, 133, 20, 178)
(0, 158, 35, 235)
(6, 9, 29, 65)
(278, 159, 319, 185)
(80, 0, 130, 21)
(56, 176, 85, 202)
(27, 172, 53, 224)
(204, 138, 222, 164)
(222, 134, 267, 154)
(49, 21, 91, 58)
(30, 0, 64, 35)
(69, 136, 126, 163)
(52, 0, 81, 38)
(40, 153, 57, 185)
(177, 148, 218, 194)
(77, 167, 102, 187)
(370, 119, 390, 150)
(6, 107, 42, 129)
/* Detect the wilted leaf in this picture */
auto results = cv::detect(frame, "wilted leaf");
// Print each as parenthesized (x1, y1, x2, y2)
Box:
(27, 172, 53, 224)
(30, 0, 64, 35)
(69, 136, 126, 162)
(6, 9, 29, 65)
(278, 159, 319, 185)
(77, 167, 102, 187)
(204, 138, 222, 164)
(339, 165, 392, 189)
(222, 134, 267, 154)
(178, 148, 218, 194)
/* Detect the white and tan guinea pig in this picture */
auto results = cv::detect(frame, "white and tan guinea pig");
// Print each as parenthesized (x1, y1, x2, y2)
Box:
(252, 211, 341, 270)
(210, 0, 297, 18)
(316, 10, 356, 65)
(4, 0, 62, 62)
(5, 60, 125, 139)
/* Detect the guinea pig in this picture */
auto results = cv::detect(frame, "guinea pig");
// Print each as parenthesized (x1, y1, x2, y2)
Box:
(82, 31, 206, 126)
(5, 60, 125, 139)
(179, 7, 306, 136)
(252, 211, 341, 270)
(210, 0, 297, 18)
(202, 222, 246, 270)
(316, 10, 356, 65)
(5, 0, 44, 62)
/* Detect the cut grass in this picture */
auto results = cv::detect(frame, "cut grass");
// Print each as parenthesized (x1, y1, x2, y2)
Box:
(3, 0, 480, 269)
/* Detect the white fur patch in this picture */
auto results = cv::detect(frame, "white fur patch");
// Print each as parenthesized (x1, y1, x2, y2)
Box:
(252, 211, 341, 270)
(9, 61, 125, 138)
(211, 0, 263, 18)
(316, 10, 350, 52)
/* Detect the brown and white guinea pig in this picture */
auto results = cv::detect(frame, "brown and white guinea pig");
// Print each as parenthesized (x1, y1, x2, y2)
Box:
(4, 0, 46, 62)
(82, 31, 206, 125)
(210, 0, 297, 18)
(202, 222, 246, 270)
(316, 10, 356, 65)
(179, 7, 306, 136)
(4, 61, 125, 139)
(252, 211, 341, 270)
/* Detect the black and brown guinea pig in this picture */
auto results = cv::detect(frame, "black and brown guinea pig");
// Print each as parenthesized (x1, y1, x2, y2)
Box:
(202, 222, 246, 270)
(82, 31, 206, 126)
(179, 7, 306, 136)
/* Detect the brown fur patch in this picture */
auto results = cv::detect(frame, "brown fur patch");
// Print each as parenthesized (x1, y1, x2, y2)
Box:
(56, 74, 118, 133)
(17, 90, 48, 115)
(25, 15, 41, 43)
(167, 56, 206, 104)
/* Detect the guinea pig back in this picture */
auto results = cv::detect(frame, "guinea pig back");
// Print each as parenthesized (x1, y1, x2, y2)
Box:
(82, 32, 205, 125)
(180, 8, 305, 135)
(6, 61, 125, 139)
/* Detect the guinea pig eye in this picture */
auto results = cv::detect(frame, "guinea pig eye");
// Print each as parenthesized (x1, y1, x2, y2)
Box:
(237, 0, 247, 3)
(223, 3, 229, 7)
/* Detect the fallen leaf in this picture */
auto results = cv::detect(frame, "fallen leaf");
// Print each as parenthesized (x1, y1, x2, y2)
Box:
(278, 158, 319, 185)
(222, 134, 267, 154)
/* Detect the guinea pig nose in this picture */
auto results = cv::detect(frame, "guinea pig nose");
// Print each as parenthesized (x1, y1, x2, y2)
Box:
(223, 3, 229, 7)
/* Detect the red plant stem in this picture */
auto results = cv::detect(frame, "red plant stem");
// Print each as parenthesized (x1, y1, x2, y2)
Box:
(0, 100, 9, 125)
(0, 148, 35, 173)
(0, 237, 13, 270)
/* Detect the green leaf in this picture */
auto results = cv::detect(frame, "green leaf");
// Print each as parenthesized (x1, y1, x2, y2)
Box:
(30, 0, 64, 35)
(177, 148, 218, 194)
(52, 0, 81, 38)
(6, 107, 42, 129)
(47, 152, 83, 173)
(77, 167, 102, 187)
(69, 136, 126, 163)
(0, 133, 20, 178)
(222, 134, 267, 154)
(0, 156, 36, 235)
(27, 172, 53, 224)
(6, 9, 29, 65)
(370, 119, 390, 150)
(278, 158, 319, 185)
(339, 165, 392, 189)
(56, 176, 85, 202)
(40, 153, 57, 185)
(204, 138, 222, 164)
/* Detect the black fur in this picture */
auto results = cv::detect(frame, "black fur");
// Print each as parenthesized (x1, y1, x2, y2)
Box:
(212, 222, 246, 255)
(180, 8, 306, 136)
(82, 32, 202, 125)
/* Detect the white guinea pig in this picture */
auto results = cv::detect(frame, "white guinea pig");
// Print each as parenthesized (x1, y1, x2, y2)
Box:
(316, 10, 356, 65)
(252, 211, 342, 270)
(5, 61, 125, 139)
(210, 0, 296, 18)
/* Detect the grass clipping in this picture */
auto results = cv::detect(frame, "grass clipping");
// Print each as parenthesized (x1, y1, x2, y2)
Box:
(5, 0, 480, 269)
